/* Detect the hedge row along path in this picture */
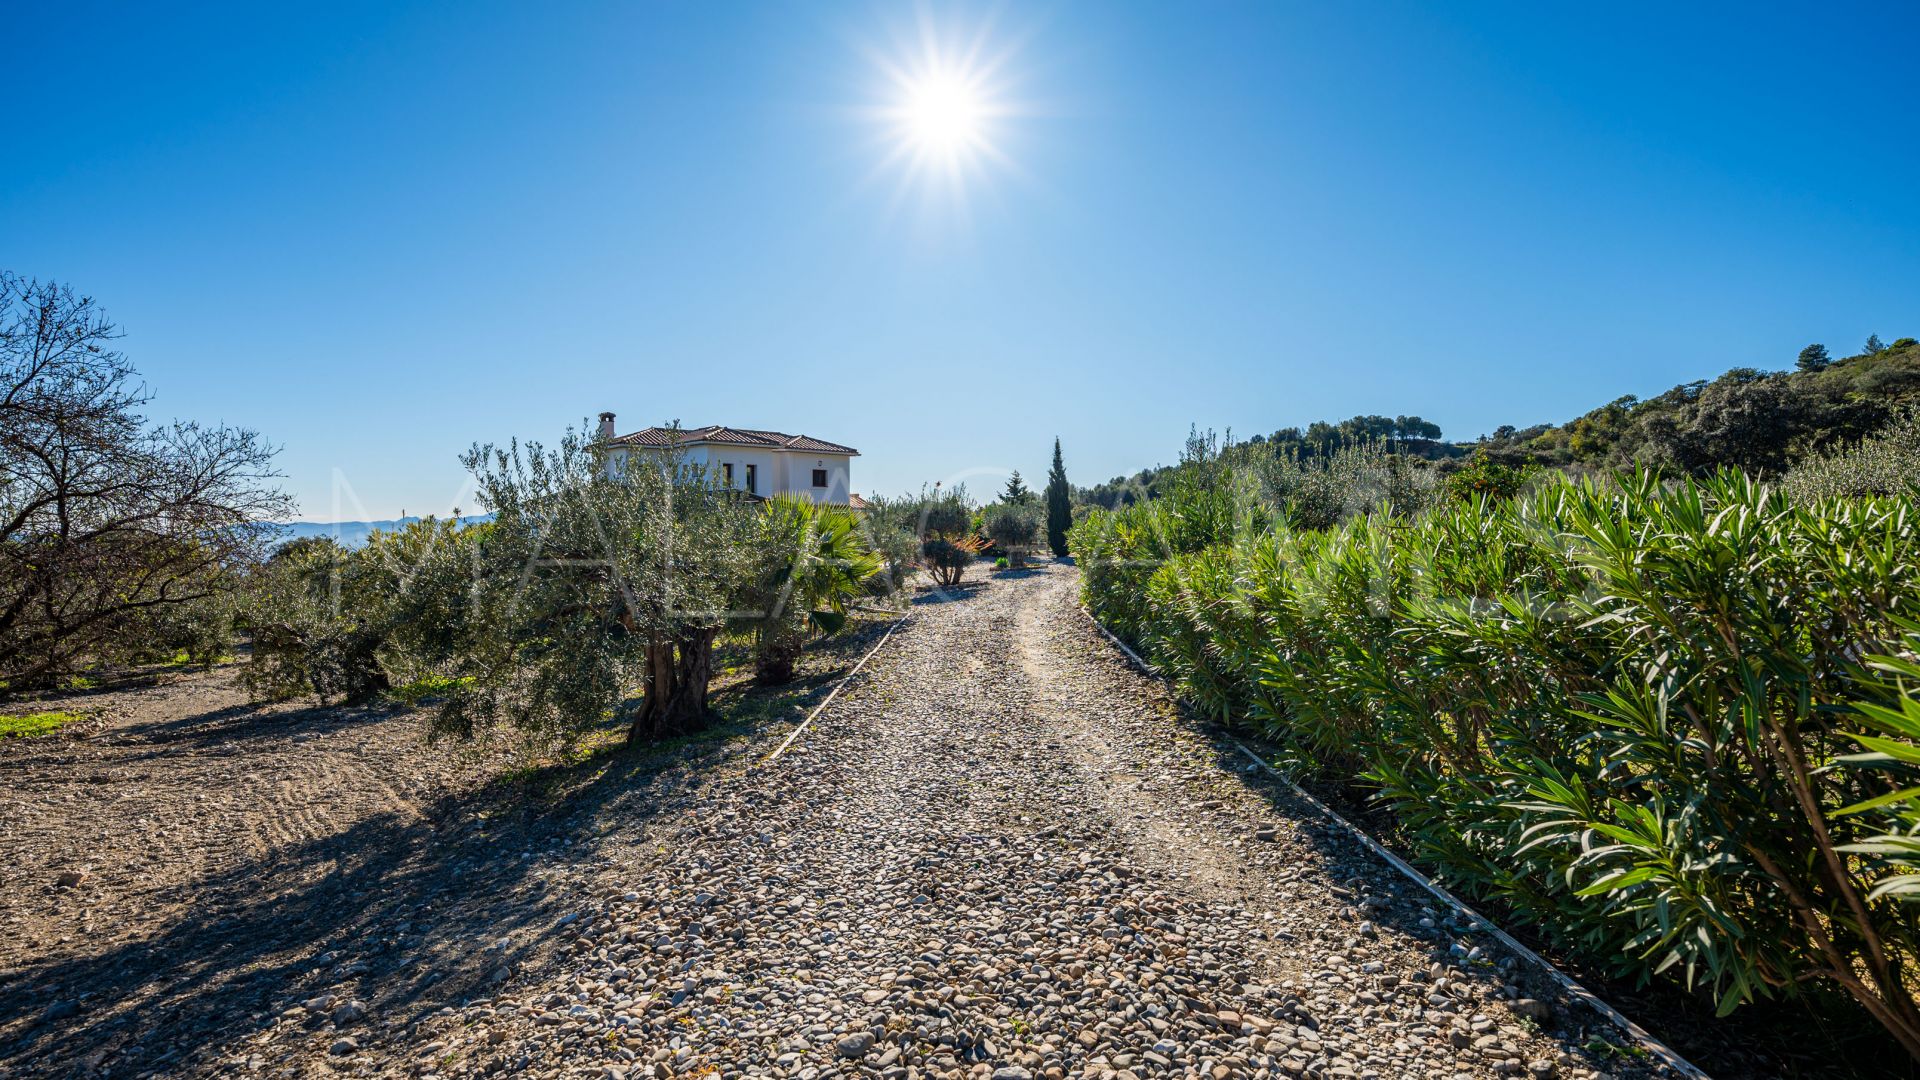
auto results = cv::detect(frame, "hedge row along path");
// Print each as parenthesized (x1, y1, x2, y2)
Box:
(3, 561, 1689, 1079)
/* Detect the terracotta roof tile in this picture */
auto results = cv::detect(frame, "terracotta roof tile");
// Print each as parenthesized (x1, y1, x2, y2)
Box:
(609, 425, 859, 455)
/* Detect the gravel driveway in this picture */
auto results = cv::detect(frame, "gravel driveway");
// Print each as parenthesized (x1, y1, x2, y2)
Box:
(2, 560, 1684, 1080)
(394, 560, 1676, 1080)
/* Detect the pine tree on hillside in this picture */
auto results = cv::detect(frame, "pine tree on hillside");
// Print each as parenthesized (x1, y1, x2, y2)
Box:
(1045, 438, 1071, 558)
(1866, 334, 1887, 355)
(1797, 343, 1831, 372)
(1002, 470, 1034, 505)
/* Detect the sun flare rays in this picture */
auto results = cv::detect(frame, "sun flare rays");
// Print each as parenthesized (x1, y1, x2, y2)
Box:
(861, 10, 1025, 210)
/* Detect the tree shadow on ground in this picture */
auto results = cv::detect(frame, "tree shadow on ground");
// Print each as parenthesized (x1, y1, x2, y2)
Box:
(0, 613, 904, 1077)
(911, 582, 985, 606)
(0, 762, 560, 1074)
(110, 697, 398, 752)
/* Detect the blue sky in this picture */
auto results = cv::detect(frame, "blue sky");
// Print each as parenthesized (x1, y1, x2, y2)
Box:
(5, 2, 1916, 520)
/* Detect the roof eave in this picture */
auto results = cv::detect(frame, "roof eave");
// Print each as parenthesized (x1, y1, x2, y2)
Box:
(611, 437, 859, 456)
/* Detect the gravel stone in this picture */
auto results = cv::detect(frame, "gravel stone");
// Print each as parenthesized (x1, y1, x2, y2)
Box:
(836, 1031, 874, 1058)
(1512, 998, 1552, 1022)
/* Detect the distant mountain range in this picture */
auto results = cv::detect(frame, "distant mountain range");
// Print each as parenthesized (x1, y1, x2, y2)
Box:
(270, 515, 492, 549)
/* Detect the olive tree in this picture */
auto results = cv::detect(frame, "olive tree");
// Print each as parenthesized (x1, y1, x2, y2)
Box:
(911, 484, 978, 588)
(243, 518, 481, 705)
(983, 502, 1040, 566)
(438, 431, 753, 749)
(852, 496, 921, 596)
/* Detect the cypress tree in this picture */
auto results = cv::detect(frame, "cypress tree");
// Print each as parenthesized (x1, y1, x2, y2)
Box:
(1046, 437, 1072, 557)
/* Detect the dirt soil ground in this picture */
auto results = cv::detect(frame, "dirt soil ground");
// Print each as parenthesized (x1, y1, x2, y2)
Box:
(0, 618, 890, 1080)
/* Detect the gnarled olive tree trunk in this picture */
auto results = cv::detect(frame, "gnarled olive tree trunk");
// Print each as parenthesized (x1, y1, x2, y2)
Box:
(626, 631, 715, 744)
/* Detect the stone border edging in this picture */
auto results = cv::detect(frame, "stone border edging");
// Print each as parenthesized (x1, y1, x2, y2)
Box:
(760, 610, 915, 768)
(1078, 604, 1712, 1080)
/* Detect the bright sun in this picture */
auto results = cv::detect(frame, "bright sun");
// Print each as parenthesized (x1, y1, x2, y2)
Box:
(867, 19, 1019, 200)
(902, 73, 986, 155)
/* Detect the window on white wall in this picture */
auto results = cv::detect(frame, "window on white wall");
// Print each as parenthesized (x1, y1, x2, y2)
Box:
(723, 463, 734, 486)
(745, 464, 757, 494)
(811, 468, 827, 488)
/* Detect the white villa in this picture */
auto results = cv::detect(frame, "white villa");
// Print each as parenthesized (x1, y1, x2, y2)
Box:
(595, 413, 864, 507)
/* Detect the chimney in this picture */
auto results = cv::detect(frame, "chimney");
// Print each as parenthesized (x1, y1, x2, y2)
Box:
(597, 411, 616, 440)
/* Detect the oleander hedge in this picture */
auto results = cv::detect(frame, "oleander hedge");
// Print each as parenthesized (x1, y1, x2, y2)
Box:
(1070, 469, 1920, 1057)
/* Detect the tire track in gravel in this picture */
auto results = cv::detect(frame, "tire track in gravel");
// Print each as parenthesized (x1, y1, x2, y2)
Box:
(1012, 573, 1255, 909)
(406, 563, 1679, 1080)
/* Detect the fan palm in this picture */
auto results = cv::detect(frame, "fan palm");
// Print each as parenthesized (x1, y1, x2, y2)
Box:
(740, 496, 880, 684)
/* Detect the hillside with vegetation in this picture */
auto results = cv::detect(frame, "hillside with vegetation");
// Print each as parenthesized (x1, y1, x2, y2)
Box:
(1483, 335, 1920, 475)
(1079, 336, 1920, 512)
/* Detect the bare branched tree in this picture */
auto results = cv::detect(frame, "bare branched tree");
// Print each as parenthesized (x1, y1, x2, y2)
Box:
(0, 272, 291, 686)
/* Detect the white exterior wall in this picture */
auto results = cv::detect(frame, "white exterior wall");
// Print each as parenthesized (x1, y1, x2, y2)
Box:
(603, 445, 853, 503)
(704, 447, 779, 496)
(781, 454, 852, 504)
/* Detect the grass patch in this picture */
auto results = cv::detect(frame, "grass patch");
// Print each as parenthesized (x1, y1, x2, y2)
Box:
(386, 673, 476, 707)
(164, 650, 235, 667)
(0, 711, 85, 738)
